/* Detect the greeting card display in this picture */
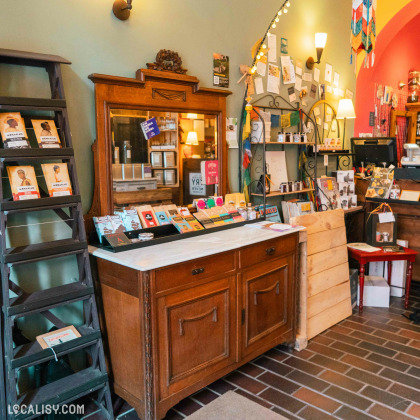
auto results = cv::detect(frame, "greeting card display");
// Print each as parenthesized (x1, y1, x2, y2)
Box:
(31, 119, 61, 148)
(316, 177, 341, 210)
(0, 112, 30, 149)
(41, 163, 72, 197)
(365, 168, 394, 199)
(7, 166, 40, 201)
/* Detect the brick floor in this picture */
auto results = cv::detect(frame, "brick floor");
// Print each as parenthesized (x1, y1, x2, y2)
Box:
(93, 283, 420, 419)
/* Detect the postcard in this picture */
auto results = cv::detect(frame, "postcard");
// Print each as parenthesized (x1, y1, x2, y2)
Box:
(267, 63, 280, 94)
(280, 56, 296, 85)
(325, 63, 332, 83)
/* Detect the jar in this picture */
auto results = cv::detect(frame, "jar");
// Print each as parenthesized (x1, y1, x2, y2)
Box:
(138, 232, 154, 241)
(301, 133, 308, 143)
(285, 133, 292, 142)
(277, 133, 284, 142)
(293, 133, 300, 143)
(238, 206, 248, 220)
(247, 203, 256, 220)
(122, 140, 132, 164)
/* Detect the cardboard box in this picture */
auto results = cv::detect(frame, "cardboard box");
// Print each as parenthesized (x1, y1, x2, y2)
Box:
(357, 275, 390, 308)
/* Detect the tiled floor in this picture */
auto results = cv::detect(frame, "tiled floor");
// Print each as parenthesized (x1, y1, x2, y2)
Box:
(87, 283, 420, 420)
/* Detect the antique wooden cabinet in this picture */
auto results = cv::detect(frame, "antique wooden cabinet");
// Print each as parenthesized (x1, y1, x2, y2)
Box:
(91, 230, 300, 419)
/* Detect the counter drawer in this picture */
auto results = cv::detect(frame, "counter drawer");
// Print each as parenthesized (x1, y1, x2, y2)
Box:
(239, 233, 298, 269)
(155, 251, 235, 293)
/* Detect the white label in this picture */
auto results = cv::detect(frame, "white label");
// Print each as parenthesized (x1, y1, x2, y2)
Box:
(324, 155, 328, 166)
(5, 131, 25, 139)
(52, 182, 69, 189)
(378, 212, 395, 223)
(127, 150, 131, 159)
(52, 190, 71, 197)
(17, 186, 36, 193)
(8, 139, 28, 147)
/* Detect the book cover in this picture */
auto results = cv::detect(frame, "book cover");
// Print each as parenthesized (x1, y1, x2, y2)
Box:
(184, 215, 205, 230)
(109, 214, 126, 233)
(214, 206, 234, 224)
(193, 211, 216, 229)
(135, 205, 159, 228)
(7, 166, 40, 201)
(224, 193, 246, 207)
(31, 119, 61, 148)
(178, 206, 191, 217)
(316, 177, 341, 210)
(163, 204, 179, 219)
(153, 205, 171, 225)
(365, 168, 394, 199)
(41, 163, 72, 197)
(223, 204, 246, 222)
(200, 160, 219, 185)
(0, 112, 30, 149)
(93, 216, 114, 243)
(36, 325, 81, 349)
(122, 209, 142, 231)
(202, 208, 224, 225)
(171, 216, 194, 233)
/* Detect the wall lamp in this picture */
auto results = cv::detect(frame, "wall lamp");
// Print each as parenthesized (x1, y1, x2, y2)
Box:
(113, 0, 133, 21)
(306, 33, 327, 70)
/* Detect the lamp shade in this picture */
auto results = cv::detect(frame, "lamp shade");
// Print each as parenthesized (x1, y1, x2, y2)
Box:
(186, 131, 199, 145)
(336, 99, 356, 119)
(315, 33, 328, 49)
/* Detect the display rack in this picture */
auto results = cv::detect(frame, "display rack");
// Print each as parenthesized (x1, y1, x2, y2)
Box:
(0, 49, 113, 419)
(246, 94, 318, 209)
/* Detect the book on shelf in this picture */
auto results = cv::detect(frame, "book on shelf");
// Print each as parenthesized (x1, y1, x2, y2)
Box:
(0, 112, 30, 149)
(31, 119, 61, 148)
(7, 165, 40, 201)
(41, 163, 72, 197)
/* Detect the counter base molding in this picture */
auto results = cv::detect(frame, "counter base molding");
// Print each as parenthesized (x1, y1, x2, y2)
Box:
(92, 228, 302, 419)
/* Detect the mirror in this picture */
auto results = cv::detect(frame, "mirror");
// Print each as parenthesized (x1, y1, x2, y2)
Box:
(87, 69, 230, 227)
(110, 109, 219, 209)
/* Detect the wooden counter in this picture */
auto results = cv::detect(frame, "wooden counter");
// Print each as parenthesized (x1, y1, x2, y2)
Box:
(89, 225, 306, 419)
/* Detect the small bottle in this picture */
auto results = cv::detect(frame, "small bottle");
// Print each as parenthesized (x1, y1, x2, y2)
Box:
(122, 140, 132, 164)
(247, 203, 256, 220)
(114, 146, 120, 164)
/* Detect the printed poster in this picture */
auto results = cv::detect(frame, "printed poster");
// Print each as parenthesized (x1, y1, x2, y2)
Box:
(267, 33, 277, 63)
(280, 56, 296, 85)
(226, 118, 238, 148)
(325, 63, 332, 83)
(295, 60, 303, 76)
(213, 53, 229, 88)
(314, 68, 320, 83)
(7, 166, 40, 201)
(333, 72, 340, 87)
(288, 87, 296, 103)
(0, 112, 30, 149)
(280, 38, 288, 54)
(257, 56, 267, 76)
(32, 119, 61, 148)
(41, 163, 73, 197)
(254, 77, 264, 95)
(267, 63, 280, 94)
(295, 76, 302, 92)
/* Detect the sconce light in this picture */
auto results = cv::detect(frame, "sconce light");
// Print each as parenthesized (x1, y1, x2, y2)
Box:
(113, 0, 133, 21)
(399, 81, 406, 90)
(306, 33, 327, 70)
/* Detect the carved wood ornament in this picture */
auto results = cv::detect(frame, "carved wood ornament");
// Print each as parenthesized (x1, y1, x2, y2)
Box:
(147, 50, 187, 74)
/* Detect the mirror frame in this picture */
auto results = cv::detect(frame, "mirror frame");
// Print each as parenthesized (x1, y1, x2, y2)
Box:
(87, 69, 231, 229)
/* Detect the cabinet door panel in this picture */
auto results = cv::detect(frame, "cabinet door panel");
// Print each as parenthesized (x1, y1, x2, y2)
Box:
(242, 255, 295, 357)
(157, 276, 236, 399)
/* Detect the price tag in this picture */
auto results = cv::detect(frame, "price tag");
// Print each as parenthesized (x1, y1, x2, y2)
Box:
(378, 212, 395, 223)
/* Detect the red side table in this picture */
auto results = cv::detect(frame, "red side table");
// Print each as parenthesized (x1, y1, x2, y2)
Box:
(348, 246, 418, 312)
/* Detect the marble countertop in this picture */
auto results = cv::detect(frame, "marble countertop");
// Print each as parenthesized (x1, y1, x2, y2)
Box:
(89, 224, 304, 272)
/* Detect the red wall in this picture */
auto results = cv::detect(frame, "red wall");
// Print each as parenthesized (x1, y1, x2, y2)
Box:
(355, 8, 420, 134)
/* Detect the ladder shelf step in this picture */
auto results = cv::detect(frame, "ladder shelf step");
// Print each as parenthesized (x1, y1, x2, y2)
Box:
(16, 367, 108, 420)
(0, 96, 66, 110)
(8, 282, 94, 317)
(12, 325, 100, 369)
(3, 239, 87, 264)
(1, 195, 81, 212)
(0, 147, 74, 161)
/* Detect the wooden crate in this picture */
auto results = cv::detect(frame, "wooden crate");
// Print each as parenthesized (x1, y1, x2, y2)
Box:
(291, 209, 352, 340)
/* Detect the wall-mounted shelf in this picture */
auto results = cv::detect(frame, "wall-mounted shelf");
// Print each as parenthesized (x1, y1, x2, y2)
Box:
(251, 188, 315, 198)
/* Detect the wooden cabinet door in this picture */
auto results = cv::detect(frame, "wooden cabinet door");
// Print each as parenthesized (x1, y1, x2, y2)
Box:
(241, 255, 296, 358)
(156, 276, 236, 399)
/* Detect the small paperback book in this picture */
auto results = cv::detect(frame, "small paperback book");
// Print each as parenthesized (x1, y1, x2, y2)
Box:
(163, 204, 179, 220)
(0, 112, 30, 149)
(171, 216, 194, 233)
(193, 211, 216, 229)
(7, 166, 40, 201)
(184, 215, 205, 230)
(93, 216, 114, 243)
(31, 119, 61, 148)
(41, 163, 72, 197)
(122, 209, 142, 231)
(36, 325, 81, 349)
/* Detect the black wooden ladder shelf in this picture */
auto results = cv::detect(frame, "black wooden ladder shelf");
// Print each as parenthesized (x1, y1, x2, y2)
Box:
(0, 49, 113, 419)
